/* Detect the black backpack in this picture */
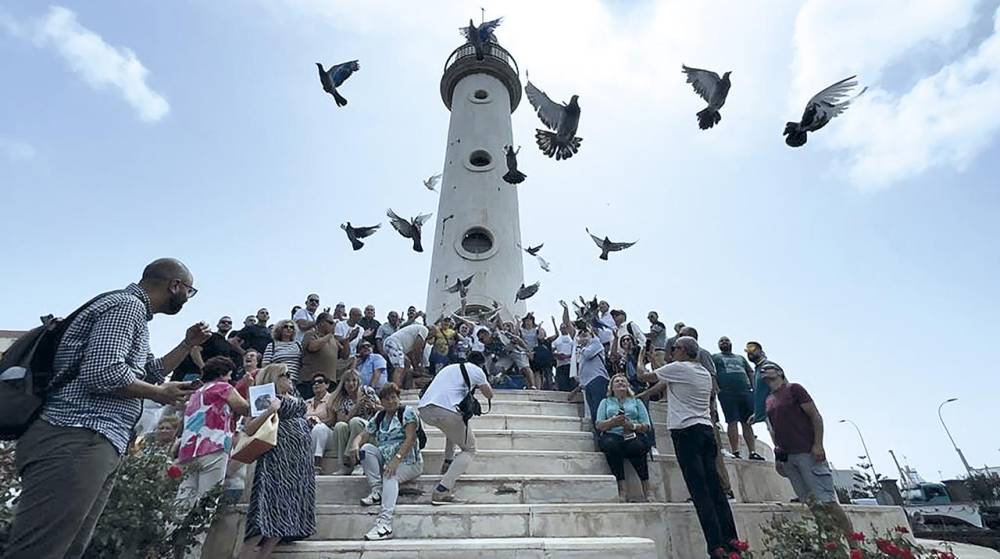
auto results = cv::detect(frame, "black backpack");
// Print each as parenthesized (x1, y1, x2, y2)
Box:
(0, 291, 119, 440)
(375, 406, 427, 450)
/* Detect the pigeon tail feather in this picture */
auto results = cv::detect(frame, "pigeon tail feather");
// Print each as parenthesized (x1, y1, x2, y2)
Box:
(599, 251, 609, 261)
(351, 238, 364, 251)
(412, 237, 423, 252)
(333, 90, 348, 107)
(535, 130, 582, 160)
(503, 170, 527, 184)
(696, 108, 721, 130)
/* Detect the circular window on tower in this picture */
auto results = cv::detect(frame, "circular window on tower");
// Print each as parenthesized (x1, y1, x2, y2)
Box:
(456, 227, 498, 260)
(469, 89, 491, 104)
(464, 149, 494, 172)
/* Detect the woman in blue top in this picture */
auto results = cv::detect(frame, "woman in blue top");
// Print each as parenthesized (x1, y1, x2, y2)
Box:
(595, 374, 653, 501)
(348, 382, 423, 541)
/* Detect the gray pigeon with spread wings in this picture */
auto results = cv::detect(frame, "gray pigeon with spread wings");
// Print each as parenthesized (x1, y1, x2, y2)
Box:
(681, 65, 731, 130)
(445, 274, 475, 297)
(521, 243, 543, 256)
(387, 209, 433, 252)
(525, 78, 582, 160)
(460, 17, 502, 60)
(784, 75, 867, 147)
(423, 173, 442, 191)
(316, 60, 359, 107)
(536, 255, 550, 272)
(340, 222, 380, 251)
(515, 281, 540, 303)
(587, 228, 636, 260)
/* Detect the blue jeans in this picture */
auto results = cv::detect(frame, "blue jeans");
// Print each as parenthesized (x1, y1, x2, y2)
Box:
(583, 376, 610, 430)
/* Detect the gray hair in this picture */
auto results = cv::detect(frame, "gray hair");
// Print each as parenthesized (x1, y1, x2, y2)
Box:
(675, 336, 700, 359)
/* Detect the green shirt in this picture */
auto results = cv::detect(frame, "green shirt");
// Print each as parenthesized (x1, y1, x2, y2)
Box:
(712, 352, 753, 394)
(365, 405, 422, 465)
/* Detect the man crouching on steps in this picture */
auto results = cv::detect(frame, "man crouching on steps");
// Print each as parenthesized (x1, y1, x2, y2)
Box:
(417, 351, 493, 505)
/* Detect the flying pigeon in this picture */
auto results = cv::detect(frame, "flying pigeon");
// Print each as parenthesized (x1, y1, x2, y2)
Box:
(525, 77, 582, 160)
(586, 228, 637, 260)
(460, 17, 503, 60)
(520, 243, 543, 256)
(445, 274, 475, 297)
(536, 255, 550, 272)
(515, 281, 540, 303)
(423, 173, 443, 191)
(340, 222, 380, 251)
(387, 209, 433, 252)
(681, 65, 732, 130)
(502, 145, 526, 185)
(784, 75, 867, 148)
(316, 60, 360, 107)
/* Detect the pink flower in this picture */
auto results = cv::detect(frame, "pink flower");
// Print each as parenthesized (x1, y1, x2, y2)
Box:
(166, 464, 182, 479)
(849, 532, 866, 542)
(824, 541, 838, 550)
(850, 550, 864, 559)
(731, 539, 750, 552)
(894, 525, 910, 534)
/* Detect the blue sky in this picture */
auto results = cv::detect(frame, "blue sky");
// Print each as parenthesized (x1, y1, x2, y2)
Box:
(2, 0, 999, 482)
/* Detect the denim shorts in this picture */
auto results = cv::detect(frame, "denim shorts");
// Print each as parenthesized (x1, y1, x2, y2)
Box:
(782, 453, 837, 503)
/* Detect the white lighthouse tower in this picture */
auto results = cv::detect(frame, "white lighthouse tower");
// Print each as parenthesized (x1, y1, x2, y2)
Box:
(425, 31, 526, 321)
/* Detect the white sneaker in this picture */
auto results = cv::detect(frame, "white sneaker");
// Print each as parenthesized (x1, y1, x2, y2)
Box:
(721, 449, 736, 459)
(360, 490, 381, 506)
(364, 519, 393, 540)
(650, 447, 660, 457)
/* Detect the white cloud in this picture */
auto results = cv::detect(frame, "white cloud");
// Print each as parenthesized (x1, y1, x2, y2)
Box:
(0, 137, 36, 161)
(31, 6, 169, 122)
(792, 0, 1000, 188)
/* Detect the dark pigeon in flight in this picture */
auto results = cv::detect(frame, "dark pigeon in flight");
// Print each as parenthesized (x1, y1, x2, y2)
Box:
(681, 65, 732, 130)
(502, 145, 526, 185)
(316, 60, 360, 107)
(460, 17, 503, 60)
(515, 281, 540, 303)
(587, 228, 636, 260)
(521, 243, 543, 256)
(784, 75, 867, 147)
(340, 222, 380, 251)
(387, 209, 433, 252)
(525, 77, 582, 160)
(445, 274, 475, 297)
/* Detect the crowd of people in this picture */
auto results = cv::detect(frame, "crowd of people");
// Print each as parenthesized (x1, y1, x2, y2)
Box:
(1, 258, 857, 559)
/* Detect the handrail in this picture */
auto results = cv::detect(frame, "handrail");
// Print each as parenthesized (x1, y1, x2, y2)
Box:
(444, 41, 519, 77)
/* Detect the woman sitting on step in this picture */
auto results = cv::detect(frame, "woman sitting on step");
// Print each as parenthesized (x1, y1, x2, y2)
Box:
(595, 374, 653, 502)
(320, 368, 380, 474)
(348, 382, 424, 540)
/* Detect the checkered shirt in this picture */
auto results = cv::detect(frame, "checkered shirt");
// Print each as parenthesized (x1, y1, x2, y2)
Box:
(41, 284, 164, 454)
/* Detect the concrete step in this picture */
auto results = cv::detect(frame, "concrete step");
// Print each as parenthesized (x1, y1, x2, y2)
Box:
(302, 502, 909, 559)
(406, 400, 583, 418)
(420, 449, 608, 476)
(316, 474, 619, 505)
(463, 413, 588, 432)
(423, 428, 596, 451)
(403, 389, 574, 403)
(270, 537, 658, 558)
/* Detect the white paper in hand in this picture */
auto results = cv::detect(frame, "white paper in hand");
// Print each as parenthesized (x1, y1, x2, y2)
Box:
(249, 383, 277, 417)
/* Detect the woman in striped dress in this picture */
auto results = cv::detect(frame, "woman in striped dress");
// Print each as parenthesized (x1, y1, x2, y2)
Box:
(262, 319, 302, 383)
(238, 363, 315, 559)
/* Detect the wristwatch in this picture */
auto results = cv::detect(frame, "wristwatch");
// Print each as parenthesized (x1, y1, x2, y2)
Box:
(394, 453, 403, 460)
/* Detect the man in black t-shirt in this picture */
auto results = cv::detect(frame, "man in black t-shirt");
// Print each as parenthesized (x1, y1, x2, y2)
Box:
(234, 308, 273, 354)
(358, 304, 381, 347)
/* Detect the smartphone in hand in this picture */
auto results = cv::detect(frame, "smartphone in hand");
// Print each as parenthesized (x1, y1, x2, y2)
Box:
(187, 379, 204, 390)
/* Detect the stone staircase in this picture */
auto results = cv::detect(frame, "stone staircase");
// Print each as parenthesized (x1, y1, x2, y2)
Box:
(208, 389, 909, 559)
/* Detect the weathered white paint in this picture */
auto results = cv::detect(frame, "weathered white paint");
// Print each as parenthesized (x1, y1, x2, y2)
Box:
(425, 65, 526, 322)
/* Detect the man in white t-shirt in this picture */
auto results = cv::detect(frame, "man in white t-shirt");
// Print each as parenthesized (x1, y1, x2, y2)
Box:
(644, 336, 739, 558)
(596, 300, 616, 346)
(384, 323, 428, 386)
(551, 323, 576, 392)
(293, 293, 322, 343)
(335, 307, 366, 358)
(418, 352, 493, 505)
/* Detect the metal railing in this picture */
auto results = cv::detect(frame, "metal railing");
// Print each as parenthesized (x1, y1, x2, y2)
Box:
(443, 41, 519, 76)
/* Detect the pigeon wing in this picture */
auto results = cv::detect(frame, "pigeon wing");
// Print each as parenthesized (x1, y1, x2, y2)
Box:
(525, 81, 564, 131)
(387, 209, 414, 237)
(805, 75, 865, 122)
(607, 239, 637, 252)
(445, 281, 462, 293)
(681, 65, 721, 103)
(425, 173, 442, 188)
(413, 212, 434, 227)
(329, 60, 358, 87)
(354, 224, 381, 238)
(480, 17, 503, 41)
(585, 228, 605, 248)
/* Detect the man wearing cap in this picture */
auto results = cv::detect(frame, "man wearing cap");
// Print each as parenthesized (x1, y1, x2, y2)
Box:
(643, 336, 740, 558)
(759, 362, 855, 539)
(745, 341, 773, 423)
(713, 337, 764, 461)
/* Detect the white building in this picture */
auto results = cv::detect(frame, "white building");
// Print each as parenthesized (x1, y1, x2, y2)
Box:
(424, 36, 526, 322)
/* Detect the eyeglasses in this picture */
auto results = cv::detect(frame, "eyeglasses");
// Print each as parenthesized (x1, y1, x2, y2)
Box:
(178, 281, 198, 298)
(220, 320, 232, 325)
(307, 299, 319, 304)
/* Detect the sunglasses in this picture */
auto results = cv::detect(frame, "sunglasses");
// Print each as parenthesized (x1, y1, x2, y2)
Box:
(220, 320, 232, 325)
(313, 379, 328, 385)
(307, 299, 319, 304)
(282, 325, 295, 330)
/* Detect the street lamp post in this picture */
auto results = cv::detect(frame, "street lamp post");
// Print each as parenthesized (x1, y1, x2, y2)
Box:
(937, 398, 974, 478)
(839, 419, 879, 483)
